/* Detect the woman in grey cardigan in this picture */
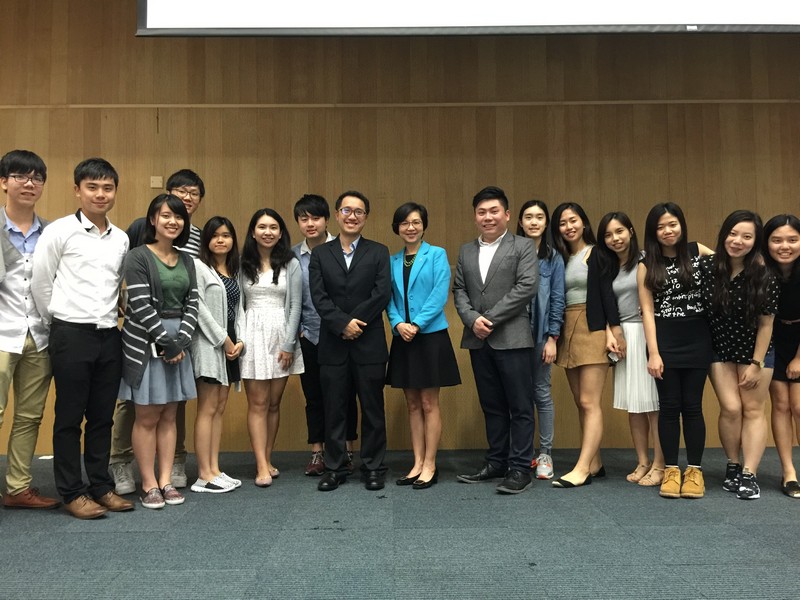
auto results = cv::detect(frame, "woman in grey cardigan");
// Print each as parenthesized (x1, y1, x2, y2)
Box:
(119, 194, 199, 509)
(190, 217, 245, 494)
(240, 209, 304, 487)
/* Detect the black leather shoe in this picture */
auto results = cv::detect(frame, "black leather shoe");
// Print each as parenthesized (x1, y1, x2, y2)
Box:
(496, 469, 532, 494)
(457, 463, 506, 484)
(318, 472, 346, 491)
(396, 473, 420, 486)
(362, 470, 385, 491)
(412, 469, 439, 490)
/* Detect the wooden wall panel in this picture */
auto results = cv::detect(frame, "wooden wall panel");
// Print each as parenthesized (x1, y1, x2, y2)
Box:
(1, 0, 798, 455)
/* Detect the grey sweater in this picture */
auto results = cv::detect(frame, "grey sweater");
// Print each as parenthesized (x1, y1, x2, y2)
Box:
(191, 259, 244, 388)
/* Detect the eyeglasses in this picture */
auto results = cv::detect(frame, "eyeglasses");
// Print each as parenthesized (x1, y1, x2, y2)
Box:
(8, 174, 45, 186)
(399, 220, 423, 230)
(338, 207, 367, 218)
(170, 187, 202, 201)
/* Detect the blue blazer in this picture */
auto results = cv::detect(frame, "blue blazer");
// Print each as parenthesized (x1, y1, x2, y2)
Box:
(387, 241, 450, 335)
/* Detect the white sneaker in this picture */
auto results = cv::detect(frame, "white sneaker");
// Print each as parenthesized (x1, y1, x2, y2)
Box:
(191, 477, 234, 494)
(171, 463, 187, 488)
(218, 472, 242, 489)
(111, 462, 136, 495)
(535, 453, 554, 480)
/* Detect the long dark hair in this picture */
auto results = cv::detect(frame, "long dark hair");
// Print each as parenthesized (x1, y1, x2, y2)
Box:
(596, 211, 640, 279)
(199, 216, 240, 278)
(710, 210, 767, 329)
(763, 214, 800, 280)
(642, 202, 692, 292)
(550, 202, 597, 262)
(516, 199, 554, 260)
(241, 208, 293, 285)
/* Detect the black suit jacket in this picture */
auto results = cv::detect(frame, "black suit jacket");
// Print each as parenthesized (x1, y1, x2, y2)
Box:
(309, 236, 391, 366)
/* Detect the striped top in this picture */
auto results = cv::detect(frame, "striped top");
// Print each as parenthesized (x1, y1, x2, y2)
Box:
(121, 245, 199, 388)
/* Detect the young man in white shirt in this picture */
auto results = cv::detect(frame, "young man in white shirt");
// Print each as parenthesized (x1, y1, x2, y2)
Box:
(0, 150, 59, 510)
(31, 158, 134, 519)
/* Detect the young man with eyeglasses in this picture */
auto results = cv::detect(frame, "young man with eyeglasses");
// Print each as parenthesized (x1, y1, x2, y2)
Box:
(292, 194, 359, 476)
(109, 169, 205, 494)
(309, 191, 391, 491)
(31, 157, 133, 518)
(0, 150, 60, 510)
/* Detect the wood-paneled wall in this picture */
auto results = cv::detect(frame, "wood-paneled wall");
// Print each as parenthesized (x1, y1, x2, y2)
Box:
(1, 0, 798, 454)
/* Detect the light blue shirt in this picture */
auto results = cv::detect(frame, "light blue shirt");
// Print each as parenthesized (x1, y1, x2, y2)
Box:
(4, 212, 43, 255)
(343, 236, 361, 269)
(292, 232, 335, 345)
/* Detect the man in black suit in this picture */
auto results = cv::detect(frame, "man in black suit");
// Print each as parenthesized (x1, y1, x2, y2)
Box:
(309, 191, 391, 491)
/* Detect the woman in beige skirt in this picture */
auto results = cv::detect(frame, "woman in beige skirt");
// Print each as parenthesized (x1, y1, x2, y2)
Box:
(550, 202, 622, 488)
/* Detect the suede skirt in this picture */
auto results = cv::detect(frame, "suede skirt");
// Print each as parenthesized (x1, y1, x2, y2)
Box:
(556, 304, 610, 369)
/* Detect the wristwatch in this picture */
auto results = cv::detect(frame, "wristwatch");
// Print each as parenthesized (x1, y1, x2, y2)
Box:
(750, 358, 765, 368)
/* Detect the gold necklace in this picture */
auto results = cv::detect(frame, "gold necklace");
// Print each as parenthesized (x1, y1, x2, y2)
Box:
(404, 254, 416, 268)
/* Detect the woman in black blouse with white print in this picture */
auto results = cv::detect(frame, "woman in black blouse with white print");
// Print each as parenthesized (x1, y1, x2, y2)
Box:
(702, 211, 778, 500)
(638, 202, 713, 500)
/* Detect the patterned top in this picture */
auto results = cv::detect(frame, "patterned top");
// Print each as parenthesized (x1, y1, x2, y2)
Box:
(650, 242, 705, 320)
(700, 256, 779, 363)
(218, 272, 241, 326)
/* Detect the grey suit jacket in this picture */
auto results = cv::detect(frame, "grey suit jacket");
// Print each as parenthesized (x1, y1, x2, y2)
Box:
(452, 232, 539, 350)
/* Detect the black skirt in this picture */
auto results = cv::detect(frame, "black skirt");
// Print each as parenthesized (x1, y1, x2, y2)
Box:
(386, 329, 461, 389)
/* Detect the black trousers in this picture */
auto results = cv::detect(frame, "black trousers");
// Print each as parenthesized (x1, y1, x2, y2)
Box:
(470, 345, 535, 473)
(320, 360, 386, 475)
(299, 336, 358, 445)
(49, 321, 121, 503)
(656, 367, 708, 466)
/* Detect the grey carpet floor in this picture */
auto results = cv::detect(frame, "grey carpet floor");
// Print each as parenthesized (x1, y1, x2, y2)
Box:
(1, 448, 798, 599)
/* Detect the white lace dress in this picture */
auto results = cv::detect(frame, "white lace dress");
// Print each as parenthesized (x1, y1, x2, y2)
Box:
(240, 269, 304, 379)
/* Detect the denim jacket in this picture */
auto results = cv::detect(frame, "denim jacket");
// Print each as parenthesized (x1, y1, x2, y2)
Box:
(529, 251, 566, 344)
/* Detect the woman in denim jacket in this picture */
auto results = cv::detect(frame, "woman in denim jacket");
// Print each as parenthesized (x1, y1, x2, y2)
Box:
(517, 200, 565, 479)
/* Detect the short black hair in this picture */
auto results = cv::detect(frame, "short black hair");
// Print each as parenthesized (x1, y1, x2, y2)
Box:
(0, 150, 47, 182)
(293, 194, 330, 221)
(166, 169, 205, 199)
(472, 186, 508, 210)
(142, 193, 191, 247)
(391, 202, 428, 235)
(335, 190, 370, 214)
(74, 158, 119, 187)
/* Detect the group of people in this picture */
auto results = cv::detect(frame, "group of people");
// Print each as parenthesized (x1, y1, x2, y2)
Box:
(1, 150, 799, 522)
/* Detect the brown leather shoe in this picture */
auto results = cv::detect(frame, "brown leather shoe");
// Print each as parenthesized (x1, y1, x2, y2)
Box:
(95, 490, 134, 512)
(2, 487, 61, 509)
(64, 495, 107, 519)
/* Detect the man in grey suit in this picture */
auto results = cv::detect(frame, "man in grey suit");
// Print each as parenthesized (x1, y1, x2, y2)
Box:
(453, 186, 539, 494)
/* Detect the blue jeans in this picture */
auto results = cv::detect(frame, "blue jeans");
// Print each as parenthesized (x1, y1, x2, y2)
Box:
(531, 341, 554, 455)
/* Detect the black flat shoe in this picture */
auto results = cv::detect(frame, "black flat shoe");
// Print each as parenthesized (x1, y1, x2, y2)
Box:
(362, 470, 385, 491)
(591, 466, 607, 478)
(396, 473, 420, 486)
(412, 469, 439, 490)
(552, 474, 593, 488)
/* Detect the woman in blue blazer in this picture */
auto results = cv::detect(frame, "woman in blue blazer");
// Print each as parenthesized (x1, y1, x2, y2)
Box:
(386, 202, 460, 489)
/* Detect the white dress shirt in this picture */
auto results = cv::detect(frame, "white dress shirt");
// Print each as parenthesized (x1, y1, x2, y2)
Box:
(478, 230, 507, 284)
(31, 211, 129, 329)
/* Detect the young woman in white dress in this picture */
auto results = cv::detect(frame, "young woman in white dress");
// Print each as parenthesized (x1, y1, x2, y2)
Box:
(240, 209, 304, 487)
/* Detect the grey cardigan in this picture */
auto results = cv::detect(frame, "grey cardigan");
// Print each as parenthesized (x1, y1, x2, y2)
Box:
(241, 257, 302, 354)
(191, 259, 244, 388)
